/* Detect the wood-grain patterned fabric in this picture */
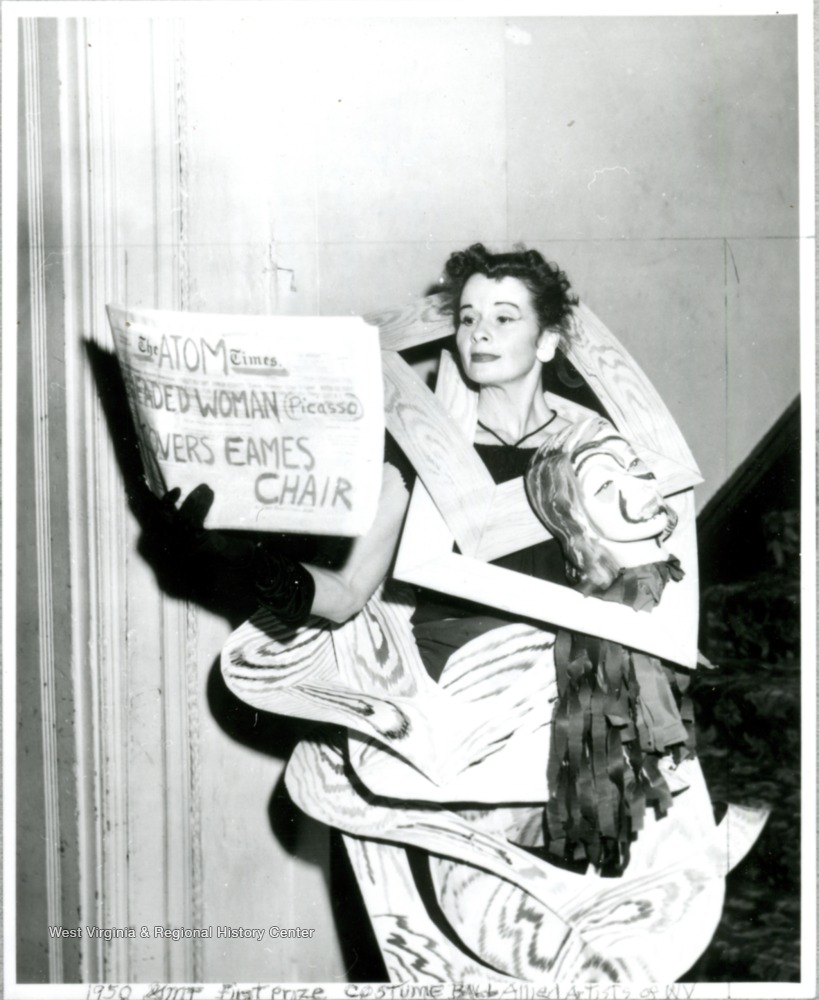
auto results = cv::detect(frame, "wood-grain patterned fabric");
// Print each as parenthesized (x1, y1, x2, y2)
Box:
(222, 586, 767, 983)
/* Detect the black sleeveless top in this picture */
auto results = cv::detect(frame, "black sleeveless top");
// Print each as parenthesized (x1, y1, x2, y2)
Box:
(404, 442, 569, 682)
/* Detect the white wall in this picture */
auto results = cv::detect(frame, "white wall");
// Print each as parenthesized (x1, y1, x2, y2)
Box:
(175, 14, 799, 507)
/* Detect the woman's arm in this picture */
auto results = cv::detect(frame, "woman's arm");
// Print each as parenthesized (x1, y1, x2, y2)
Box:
(304, 461, 410, 623)
(152, 460, 411, 624)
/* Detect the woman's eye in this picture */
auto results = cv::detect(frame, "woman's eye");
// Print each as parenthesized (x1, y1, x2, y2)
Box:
(460, 316, 474, 328)
(594, 480, 614, 496)
(497, 315, 514, 325)
(628, 458, 641, 471)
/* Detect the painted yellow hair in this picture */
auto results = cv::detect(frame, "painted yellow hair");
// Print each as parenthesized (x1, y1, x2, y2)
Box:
(525, 416, 676, 591)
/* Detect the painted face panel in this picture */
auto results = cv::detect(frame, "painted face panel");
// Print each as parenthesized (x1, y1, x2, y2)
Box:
(574, 436, 670, 543)
(455, 275, 555, 387)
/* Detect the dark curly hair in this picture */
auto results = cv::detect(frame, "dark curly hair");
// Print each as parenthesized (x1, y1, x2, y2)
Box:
(440, 243, 577, 339)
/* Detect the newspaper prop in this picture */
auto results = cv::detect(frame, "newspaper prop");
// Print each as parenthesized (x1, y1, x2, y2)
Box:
(107, 306, 383, 535)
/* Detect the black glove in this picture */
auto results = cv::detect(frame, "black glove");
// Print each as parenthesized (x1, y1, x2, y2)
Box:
(157, 484, 255, 564)
(252, 542, 316, 626)
(154, 484, 315, 625)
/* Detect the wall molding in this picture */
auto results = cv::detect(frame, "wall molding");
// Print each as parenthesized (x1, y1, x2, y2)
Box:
(22, 17, 64, 984)
(80, 17, 134, 979)
(59, 16, 104, 983)
(155, 19, 202, 982)
(57, 17, 203, 982)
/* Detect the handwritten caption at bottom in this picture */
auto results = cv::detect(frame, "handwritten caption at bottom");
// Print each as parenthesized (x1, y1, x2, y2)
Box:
(85, 983, 701, 1000)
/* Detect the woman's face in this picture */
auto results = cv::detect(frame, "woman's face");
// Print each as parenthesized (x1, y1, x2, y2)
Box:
(455, 274, 557, 387)
(574, 435, 671, 543)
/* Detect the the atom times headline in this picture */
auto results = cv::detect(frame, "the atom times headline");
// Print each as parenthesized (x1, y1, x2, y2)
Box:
(106, 306, 383, 538)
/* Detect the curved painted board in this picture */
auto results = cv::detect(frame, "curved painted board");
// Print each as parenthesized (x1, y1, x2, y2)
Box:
(366, 294, 454, 352)
(565, 303, 701, 484)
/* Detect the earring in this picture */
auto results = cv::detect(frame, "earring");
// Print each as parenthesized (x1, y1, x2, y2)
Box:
(536, 331, 560, 364)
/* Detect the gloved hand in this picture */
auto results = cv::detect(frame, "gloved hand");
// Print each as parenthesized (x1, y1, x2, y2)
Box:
(157, 484, 255, 564)
(150, 484, 315, 625)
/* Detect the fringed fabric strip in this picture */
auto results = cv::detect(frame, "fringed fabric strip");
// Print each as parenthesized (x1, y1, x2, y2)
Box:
(545, 557, 695, 873)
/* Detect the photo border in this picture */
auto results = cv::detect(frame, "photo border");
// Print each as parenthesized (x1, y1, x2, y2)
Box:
(3, 2, 815, 998)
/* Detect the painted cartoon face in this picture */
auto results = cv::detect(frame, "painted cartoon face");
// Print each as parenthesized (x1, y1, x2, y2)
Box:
(574, 435, 670, 543)
(455, 274, 557, 387)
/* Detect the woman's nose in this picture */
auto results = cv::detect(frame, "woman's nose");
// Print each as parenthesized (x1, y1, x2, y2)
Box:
(471, 320, 490, 341)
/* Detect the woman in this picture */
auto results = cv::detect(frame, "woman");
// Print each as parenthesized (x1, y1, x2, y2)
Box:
(213, 248, 767, 983)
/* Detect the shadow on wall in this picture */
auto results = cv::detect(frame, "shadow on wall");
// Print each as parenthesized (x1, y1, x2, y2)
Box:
(86, 340, 356, 628)
(204, 653, 389, 981)
(86, 340, 259, 625)
(203, 657, 331, 864)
